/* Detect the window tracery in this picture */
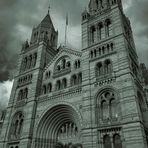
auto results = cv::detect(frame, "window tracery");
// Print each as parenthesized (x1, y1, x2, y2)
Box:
(96, 59, 113, 78)
(97, 90, 119, 122)
(9, 112, 24, 140)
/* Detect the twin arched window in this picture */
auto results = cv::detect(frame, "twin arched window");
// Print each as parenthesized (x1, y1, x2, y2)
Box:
(96, 59, 112, 77)
(18, 88, 28, 101)
(74, 60, 81, 69)
(98, 91, 118, 121)
(9, 112, 24, 140)
(42, 83, 52, 95)
(103, 134, 122, 148)
(71, 73, 82, 86)
(56, 78, 67, 91)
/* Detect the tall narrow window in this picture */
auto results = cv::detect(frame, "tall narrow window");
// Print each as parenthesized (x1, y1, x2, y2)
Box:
(103, 135, 112, 148)
(113, 134, 122, 148)
(106, 19, 112, 37)
(28, 55, 32, 69)
(43, 85, 47, 94)
(90, 26, 96, 43)
(62, 78, 67, 89)
(101, 100, 108, 120)
(56, 80, 61, 90)
(62, 59, 66, 69)
(71, 75, 77, 86)
(32, 53, 37, 67)
(78, 73, 82, 84)
(110, 98, 116, 118)
(104, 60, 112, 74)
(48, 83, 52, 92)
(98, 23, 103, 40)
(23, 88, 28, 99)
(96, 62, 103, 76)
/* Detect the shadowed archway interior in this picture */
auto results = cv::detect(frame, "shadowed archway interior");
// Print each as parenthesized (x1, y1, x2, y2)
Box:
(35, 104, 82, 148)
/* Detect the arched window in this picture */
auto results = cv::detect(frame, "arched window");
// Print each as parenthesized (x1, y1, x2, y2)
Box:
(103, 135, 112, 148)
(71, 75, 77, 86)
(113, 134, 122, 148)
(104, 59, 112, 74)
(96, 62, 103, 76)
(56, 80, 61, 90)
(78, 73, 82, 84)
(101, 100, 108, 120)
(67, 61, 71, 68)
(28, 55, 32, 69)
(111, 43, 114, 51)
(32, 53, 37, 67)
(42, 85, 47, 94)
(75, 61, 78, 69)
(48, 83, 52, 93)
(23, 88, 28, 99)
(62, 59, 66, 69)
(98, 91, 119, 121)
(110, 98, 116, 118)
(107, 44, 110, 53)
(91, 26, 96, 43)
(98, 23, 104, 40)
(62, 78, 67, 89)
(57, 65, 61, 71)
(106, 19, 112, 37)
(9, 112, 24, 140)
(91, 51, 94, 58)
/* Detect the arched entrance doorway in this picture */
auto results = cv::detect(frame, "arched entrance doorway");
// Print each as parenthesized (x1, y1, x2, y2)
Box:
(35, 104, 82, 148)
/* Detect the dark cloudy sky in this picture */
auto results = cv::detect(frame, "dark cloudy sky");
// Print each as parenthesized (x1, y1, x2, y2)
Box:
(0, 0, 148, 82)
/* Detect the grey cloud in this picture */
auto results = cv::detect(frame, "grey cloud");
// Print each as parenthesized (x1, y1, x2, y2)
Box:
(0, 0, 148, 82)
(124, 0, 148, 66)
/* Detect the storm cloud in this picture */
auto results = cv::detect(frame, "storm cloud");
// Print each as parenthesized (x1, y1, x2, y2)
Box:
(0, 0, 148, 82)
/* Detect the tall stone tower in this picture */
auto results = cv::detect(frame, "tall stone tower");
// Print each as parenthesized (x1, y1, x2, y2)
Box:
(81, 0, 148, 148)
(0, 0, 148, 148)
(0, 12, 58, 148)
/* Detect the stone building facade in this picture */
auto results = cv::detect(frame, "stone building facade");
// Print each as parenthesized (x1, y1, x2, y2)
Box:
(0, 0, 148, 148)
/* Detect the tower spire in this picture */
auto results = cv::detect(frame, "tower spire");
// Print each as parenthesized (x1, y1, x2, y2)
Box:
(48, 0, 50, 14)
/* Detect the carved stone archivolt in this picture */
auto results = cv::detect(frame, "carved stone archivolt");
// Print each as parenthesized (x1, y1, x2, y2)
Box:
(34, 104, 82, 148)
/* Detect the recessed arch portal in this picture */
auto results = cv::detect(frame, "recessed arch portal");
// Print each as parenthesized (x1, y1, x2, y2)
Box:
(35, 104, 82, 148)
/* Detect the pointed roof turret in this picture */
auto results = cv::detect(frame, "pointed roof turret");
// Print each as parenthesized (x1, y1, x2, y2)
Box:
(40, 13, 55, 30)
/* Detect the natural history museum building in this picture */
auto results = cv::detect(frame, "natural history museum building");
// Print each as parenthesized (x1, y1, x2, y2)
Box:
(0, 0, 148, 148)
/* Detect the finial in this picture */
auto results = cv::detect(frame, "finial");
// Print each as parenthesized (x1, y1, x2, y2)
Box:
(48, 0, 50, 14)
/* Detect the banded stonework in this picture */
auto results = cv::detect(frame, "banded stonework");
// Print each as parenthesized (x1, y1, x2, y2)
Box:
(0, 0, 148, 148)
